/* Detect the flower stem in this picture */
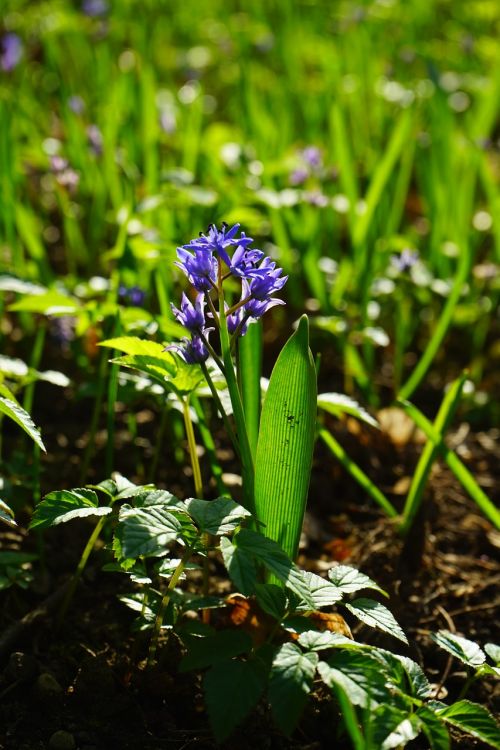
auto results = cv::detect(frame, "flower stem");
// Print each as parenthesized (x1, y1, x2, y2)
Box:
(57, 514, 108, 627)
(183, 397, 203, 498)
(147, 544, 195, 666)
(200, 362, 240, 458)
(218, 289, 256, 518)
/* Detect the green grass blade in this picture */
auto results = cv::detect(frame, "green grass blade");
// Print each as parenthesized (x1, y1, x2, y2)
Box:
(254, 316, 317, 561)
(398, 400, 500, 530)
(399, 373, 467, 536)
(319, 428, 398, 518)
(398, 247, 469, 401)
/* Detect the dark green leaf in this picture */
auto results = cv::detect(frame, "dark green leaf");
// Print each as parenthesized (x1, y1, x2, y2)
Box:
(180, 630, 252, 671)
(185, 496, 251, 535)
(255, 584, 288, 620)
(433, 700, 500, 749)
(344, 598, 408, 644)
(220, 536, 258, 595)
(416, 706, 451, 750)
(269, 642, 318, 735)
(318, 651, 393, 708)
(204, 658, 267, 742)
(30, 489, 108, 529)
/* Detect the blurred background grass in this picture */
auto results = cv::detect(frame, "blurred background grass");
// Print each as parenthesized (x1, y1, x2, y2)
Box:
(1, 0, 499, 414)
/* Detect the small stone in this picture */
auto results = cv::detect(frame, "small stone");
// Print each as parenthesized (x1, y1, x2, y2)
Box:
(6, 652, 38, 682)
(49, 730, 76, 750)
(36, 672, 63, 697)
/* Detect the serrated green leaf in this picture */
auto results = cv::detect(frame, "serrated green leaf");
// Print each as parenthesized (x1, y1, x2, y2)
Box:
(431, 630, 486, 668)
(180, 630, 252, 672)
(377, 710, 421, 750)
(318, 392, 379, 428)
(0, 396, 45, 451)
(318, 651, 392, 708)
(234, 528, 314, 606)
(328, 564, 387, 596)
(294, 570, 344, 610)
(255, 584, 288, 620)
(485, 643, 500, 665)
(374, 651, 431, 699)
(185, 496, 251, 535)
(433, 700, 500, 749)
(297, 630, 354, 651)
(220, 536, 258, 595)
(254, 315, 317, 562)
(204, 658, 267, 742)
(30, 488, 103, 529)
(269, 642, 318, 735)
(416, 705, 450, 750)
(344, 598, 408, 644)
(118, 504, 196, 558)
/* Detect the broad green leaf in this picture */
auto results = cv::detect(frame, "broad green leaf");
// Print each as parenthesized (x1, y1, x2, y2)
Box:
(269, 642, 318, 735)
(180, 630, 252, 672)
(431, 630, 486, 668)
(255, 584, 288, 620)
(220, 536, 258, 595)
(0, 498, 17, 528)
(416, 705, 450, 750)
(0, 396, 45, 451)
(374, 651, 431, 699)
(378, 711, 421, 749)
(318, 651, 392, 708)
(294, 570, 343, 610)
(8, 290, 79, 315)
(344, 598, 408, 644)
(100, 336, 168, 358)
(297, 630, 354, 651)
(254, 315, 317, 562)
(118, 504, 196, 558)
(485, 643, 500, 665)
(433, 700, 500, 749)
(30, 489, 105, 529)
(318, 392, 379, 429)
(234, 528, 314, 607)
(184, 496, 251, 535)
(134, 489, 184, 508)
(0, 355, 29, 378)
(328, 564, 387, 596)
(204, 658, 267, 742)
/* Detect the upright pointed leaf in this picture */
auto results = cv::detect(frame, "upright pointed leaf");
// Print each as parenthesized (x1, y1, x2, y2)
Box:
(254, 316, 317, 562)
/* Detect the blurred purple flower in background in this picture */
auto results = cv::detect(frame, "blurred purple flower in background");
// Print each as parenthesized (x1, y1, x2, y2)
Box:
(82, 0, 108, 17)
(391, 248, 419, 273)
(118, 285, 146, 307)
(50, 155, 80, 190)
(68, 95, 86, 114)
(1, 33, 23, 72)
(87, 124, 103, 156)
(301, 146, 322, 169)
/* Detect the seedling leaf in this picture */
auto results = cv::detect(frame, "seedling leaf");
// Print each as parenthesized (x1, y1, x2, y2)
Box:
(318, 650, 392, 708)
(204, 658, 267, 742)
(431, 630, 486, 668)
(118, 504, 196, 558)
(180, 630, 252, 672)
(432, 700, 500, 749)
(30, 489, 106, 529)
(184, 496, 251, 535)
(0, 396, 45, 451)
(269, 642, 318, 735)
(345, 598, 408, 644)
(295, 570, 343, 609)
(220, 536, 258, 595)
(328, 564, 387, 596)
(416, 705, 450, 750)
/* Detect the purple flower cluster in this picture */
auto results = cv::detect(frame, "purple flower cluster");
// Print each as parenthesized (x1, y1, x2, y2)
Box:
(289, 145, 323, 186)
(169, 223, 287, 363)
(50, 156, 80, 190)
(1, 33, 23, 72)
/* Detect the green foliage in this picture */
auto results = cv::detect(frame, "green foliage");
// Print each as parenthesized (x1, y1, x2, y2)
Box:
(269, 643, 318, 735)
(254, 316, 317, 561)
(0, 390, 45, 451)
(30, 488, 111, 529)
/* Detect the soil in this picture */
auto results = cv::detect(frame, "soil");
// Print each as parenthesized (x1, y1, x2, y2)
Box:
(0, 352, 499, 750)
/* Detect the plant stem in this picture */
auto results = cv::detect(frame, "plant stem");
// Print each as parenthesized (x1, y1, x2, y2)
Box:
(57, 514, 108, 626)
(200, 362, 239, 457)
(182, 397, 203, 498)
(218, 289, 256, 517)
(147, 544, 195, 666)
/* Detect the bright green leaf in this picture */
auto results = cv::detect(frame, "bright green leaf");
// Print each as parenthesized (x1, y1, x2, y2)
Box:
(30, 489, 103, 529)
(185, 496, 251, 535)
(328, 564, 387, 596)
(431, 630, 486, 668)
(433, 700, 500, 749)
(0, 397, 45, 451)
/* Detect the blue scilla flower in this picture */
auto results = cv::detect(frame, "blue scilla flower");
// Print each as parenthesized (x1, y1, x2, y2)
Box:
(246, 257, 288, 299)
(182, 223, 253, 269)
(166, 334, 209, 364)
(391, 248, 419, 273)
(171, 292, 206, 332)
(175, 246, 218, 291)
(227, 245, 265, 279)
